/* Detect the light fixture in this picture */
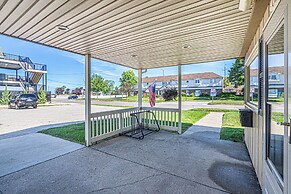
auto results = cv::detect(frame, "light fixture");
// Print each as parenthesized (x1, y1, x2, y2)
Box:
(56, 25, 69, 31)
(182, 44, 191, 49)
(238, 0, 252, 11)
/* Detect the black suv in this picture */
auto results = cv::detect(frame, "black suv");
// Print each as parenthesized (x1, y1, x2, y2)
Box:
(8, 94, 38, 109)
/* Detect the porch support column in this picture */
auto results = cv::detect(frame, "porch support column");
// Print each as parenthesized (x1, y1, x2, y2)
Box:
(178, 64, 182, 134)
(138, 69, 143, 108)
(85, 54, 92, 146)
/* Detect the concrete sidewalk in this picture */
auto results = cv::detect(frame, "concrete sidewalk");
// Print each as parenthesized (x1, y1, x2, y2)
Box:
(0, 112, 261, 194)
(0, 133, 83, 177)
(183, 112, 224, 135)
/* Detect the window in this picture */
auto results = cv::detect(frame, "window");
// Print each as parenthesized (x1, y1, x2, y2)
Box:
(269, 74, 277, 80)
(266, 24, 284, 180)
(195, 79, 200, 84)
(247, 57, 259, 106)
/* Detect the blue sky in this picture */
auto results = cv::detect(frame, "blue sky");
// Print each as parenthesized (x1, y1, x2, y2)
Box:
(0, 34, 236, 92)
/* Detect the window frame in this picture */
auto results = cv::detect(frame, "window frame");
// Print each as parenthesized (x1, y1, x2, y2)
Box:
(246, 56, 259, 107)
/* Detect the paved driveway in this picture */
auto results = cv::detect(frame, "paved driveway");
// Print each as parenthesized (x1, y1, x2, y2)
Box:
(0, 104, 123, 135)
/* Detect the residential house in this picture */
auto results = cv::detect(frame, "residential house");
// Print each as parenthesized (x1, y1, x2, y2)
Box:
(250, 66, 284, 98)
(0, 50, 47, 97)
(143, 72, 223, 96)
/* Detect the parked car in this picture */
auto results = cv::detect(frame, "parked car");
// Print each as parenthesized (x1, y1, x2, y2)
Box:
(68, 95, 78, 100)
(8, 94, 38, 109)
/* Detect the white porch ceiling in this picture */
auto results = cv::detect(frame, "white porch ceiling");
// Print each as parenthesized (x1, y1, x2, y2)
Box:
(0, 0, 252, 69)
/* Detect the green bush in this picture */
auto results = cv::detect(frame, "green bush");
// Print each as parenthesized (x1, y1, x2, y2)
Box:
(38, 89, 47, 104)
(0, 85, 11, 105)
(181, 92, 186, 97)
(189, 93, 194, 97)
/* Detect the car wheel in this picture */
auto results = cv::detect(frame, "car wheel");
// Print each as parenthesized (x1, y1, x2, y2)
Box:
(15, 103, 19, 109)
(33, 105, 37, 109)
(8, 104, 12, 109)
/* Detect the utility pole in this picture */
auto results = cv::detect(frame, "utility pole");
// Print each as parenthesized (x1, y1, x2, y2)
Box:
(222, 63, 227, 91)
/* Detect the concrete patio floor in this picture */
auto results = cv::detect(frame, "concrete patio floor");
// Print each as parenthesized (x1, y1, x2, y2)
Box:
(0, 113, 261, 194)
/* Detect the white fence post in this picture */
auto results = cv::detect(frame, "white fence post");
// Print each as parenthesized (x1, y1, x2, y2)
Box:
(178, 64, 182, 134)
(138, 69, 143, 108)
(85, 54, 92, 146)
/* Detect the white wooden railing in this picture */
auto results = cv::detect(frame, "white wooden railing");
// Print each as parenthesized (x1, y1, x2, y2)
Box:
(141, 107, 179, 131)
(90, 107, 179, 144)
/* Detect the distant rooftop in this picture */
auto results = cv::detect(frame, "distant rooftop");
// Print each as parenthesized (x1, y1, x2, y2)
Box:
(250, 66, 284, 77)
(143, 72, 222, 83)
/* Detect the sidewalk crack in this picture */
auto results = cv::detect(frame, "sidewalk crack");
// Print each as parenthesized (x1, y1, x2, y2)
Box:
(86, 172, 164, 194)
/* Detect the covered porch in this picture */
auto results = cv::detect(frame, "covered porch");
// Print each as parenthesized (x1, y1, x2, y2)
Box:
(0, 0, 272, 193)
(0, 112, 260, 193)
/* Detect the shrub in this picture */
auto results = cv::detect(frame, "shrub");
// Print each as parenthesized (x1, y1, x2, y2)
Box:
(162, 87, 178, 101)
(189, 93, 194, 97)
(181, 92, 187, 97)
(281, 92, 284, 98)
(201, 93, 210, 97)
(0, 85, 11, 105)
(38, 89, 47, 104)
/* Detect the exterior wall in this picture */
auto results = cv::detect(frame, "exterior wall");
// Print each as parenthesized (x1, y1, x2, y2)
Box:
(244, 0, 289, 193)
(244, 110, 264, 185)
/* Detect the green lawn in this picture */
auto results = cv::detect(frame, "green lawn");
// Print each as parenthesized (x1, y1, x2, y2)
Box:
(40, 108, 243, 144)
(208, 100, 244, 105)
(41, 122, 85, 144)
(269, 97, 284, 104)
(220, 111, 244, 142)
(92, 104, 134, 108)
(272, 112, 284, 123)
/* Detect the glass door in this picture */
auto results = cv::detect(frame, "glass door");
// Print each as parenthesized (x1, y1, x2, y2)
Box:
(266, 24, 286, 187)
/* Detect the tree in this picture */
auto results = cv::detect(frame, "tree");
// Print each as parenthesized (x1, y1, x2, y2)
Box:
(119, 70, 137, 97)
(55, 87, 65, 95)
(112, 86, 119, 98)
(223, 76, 231, 87)
(72, 87, 82, 95)
(0, 85, 11, 105)
(91, 74, 105, 98)
(65, 88, 70, 95)
(23, 88, 29, 94)
(38, 89, 47, 104)
(103, 80, 114, 95)
(228, 58, 244, 87)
